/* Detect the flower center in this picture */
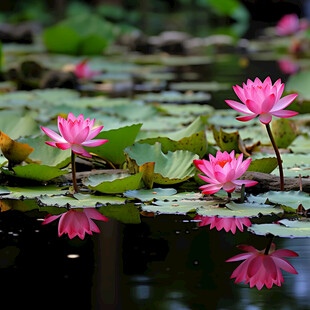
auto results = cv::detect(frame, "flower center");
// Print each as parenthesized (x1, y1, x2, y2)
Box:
(217, 159, 230, 168)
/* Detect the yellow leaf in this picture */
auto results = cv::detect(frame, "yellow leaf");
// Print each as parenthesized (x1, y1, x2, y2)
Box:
(139, 162, 155, 189)
(0, 131, 34, 164)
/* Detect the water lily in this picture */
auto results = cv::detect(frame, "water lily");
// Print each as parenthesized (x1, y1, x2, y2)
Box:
(226, 243, 298, 290)
(225, 77, 298, 191)
(74, 60, 100, 79)
(42, 208, 108, 239)
(225, 77, 298, 125)
(41, 113, 108, 192)
(276, 13, 308, 36)
(194, 215, 251, 234)
(193, 150, 257, 195)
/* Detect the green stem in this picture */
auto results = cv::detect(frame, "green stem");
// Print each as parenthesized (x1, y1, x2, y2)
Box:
(264, 234, 274, 255)
(71, 151, 79, 193)
(227, 192, 232, 199)
(265, 123, 284, 191)
(240, 184, 245, 203)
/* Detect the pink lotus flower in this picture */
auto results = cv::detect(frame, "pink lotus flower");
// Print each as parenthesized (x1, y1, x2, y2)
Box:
(225, 77, 298, 124)
(193, 150, 257, 195)
(42, 208, 108, 239)
(74, 60, 100, 79)
(226, 243, 298, 290)
(41, 113, 108, 158)
(276, 13, 308, 36)
(194, 215, 251, 234)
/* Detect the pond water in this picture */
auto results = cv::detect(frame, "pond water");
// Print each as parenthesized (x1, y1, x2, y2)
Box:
(1, 205, 309, 310)
(0, 47, 308, 309)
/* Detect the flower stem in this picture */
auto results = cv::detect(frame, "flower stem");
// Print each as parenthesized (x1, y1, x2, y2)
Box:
(265, 123, 284, 191)
(264, 234, 274, 255)
(71, 151, 79, 193)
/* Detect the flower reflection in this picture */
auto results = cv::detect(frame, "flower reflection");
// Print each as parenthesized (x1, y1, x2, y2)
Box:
(194, 215, 251, 234)
(42, 208, 108, 239)
(226, 243, 298, 290)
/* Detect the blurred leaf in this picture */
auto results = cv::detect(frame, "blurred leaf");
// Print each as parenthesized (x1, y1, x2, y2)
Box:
(271, 118, 298, 148)
(43, 25, 80, 54)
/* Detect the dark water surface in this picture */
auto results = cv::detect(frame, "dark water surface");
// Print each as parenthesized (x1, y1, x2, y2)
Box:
(0, 208, 308, 310)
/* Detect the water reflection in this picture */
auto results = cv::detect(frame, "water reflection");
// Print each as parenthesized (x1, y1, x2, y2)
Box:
(194, 215, 251, 234)
(42, 208, 108, 239)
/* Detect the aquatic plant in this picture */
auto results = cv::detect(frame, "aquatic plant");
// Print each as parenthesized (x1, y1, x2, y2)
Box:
(225, 77, 298, 190)
(226, 243, 298, 290)
(41, 113, 108, 192)
(193, 150, 257, 195)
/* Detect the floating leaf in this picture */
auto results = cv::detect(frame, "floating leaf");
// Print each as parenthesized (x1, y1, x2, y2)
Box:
(275, 154, 310, 177)
(125, 143, 199, 184)
(6, 185, 68, 199)
(124, 188, 178, 201)
(83, 172, 143, 194)
(1, 164, 68, 182)
(247, 191, 310, 210)
(38, 193, 126, 208)
(249, 219, 310, 238)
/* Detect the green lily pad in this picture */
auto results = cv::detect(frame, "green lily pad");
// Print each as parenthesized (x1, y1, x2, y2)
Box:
(290, 134, 310, 154)
(275, 154, 310, 178)
(247, 191, 310, 210)
(141, 197, 281, 216)
(125, 143, 199, 184)
(137, 116, 208, 157)
(249, 219, 310, 238)
(1, 164, 68, 182)
(17, 135, 71, 168)
(247, 157, 278, 173)
(213, 127, 240, 152)
(271, 118, 298, 148)
(85, 123, 142, 166)
(6, 185, 67, 199)
(83, 172, 143, 194)
(159, 103, 214, 117)
(38, 193, 126, 208)
(0, 111, 39, 139)
(124, 187, 177, 201)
